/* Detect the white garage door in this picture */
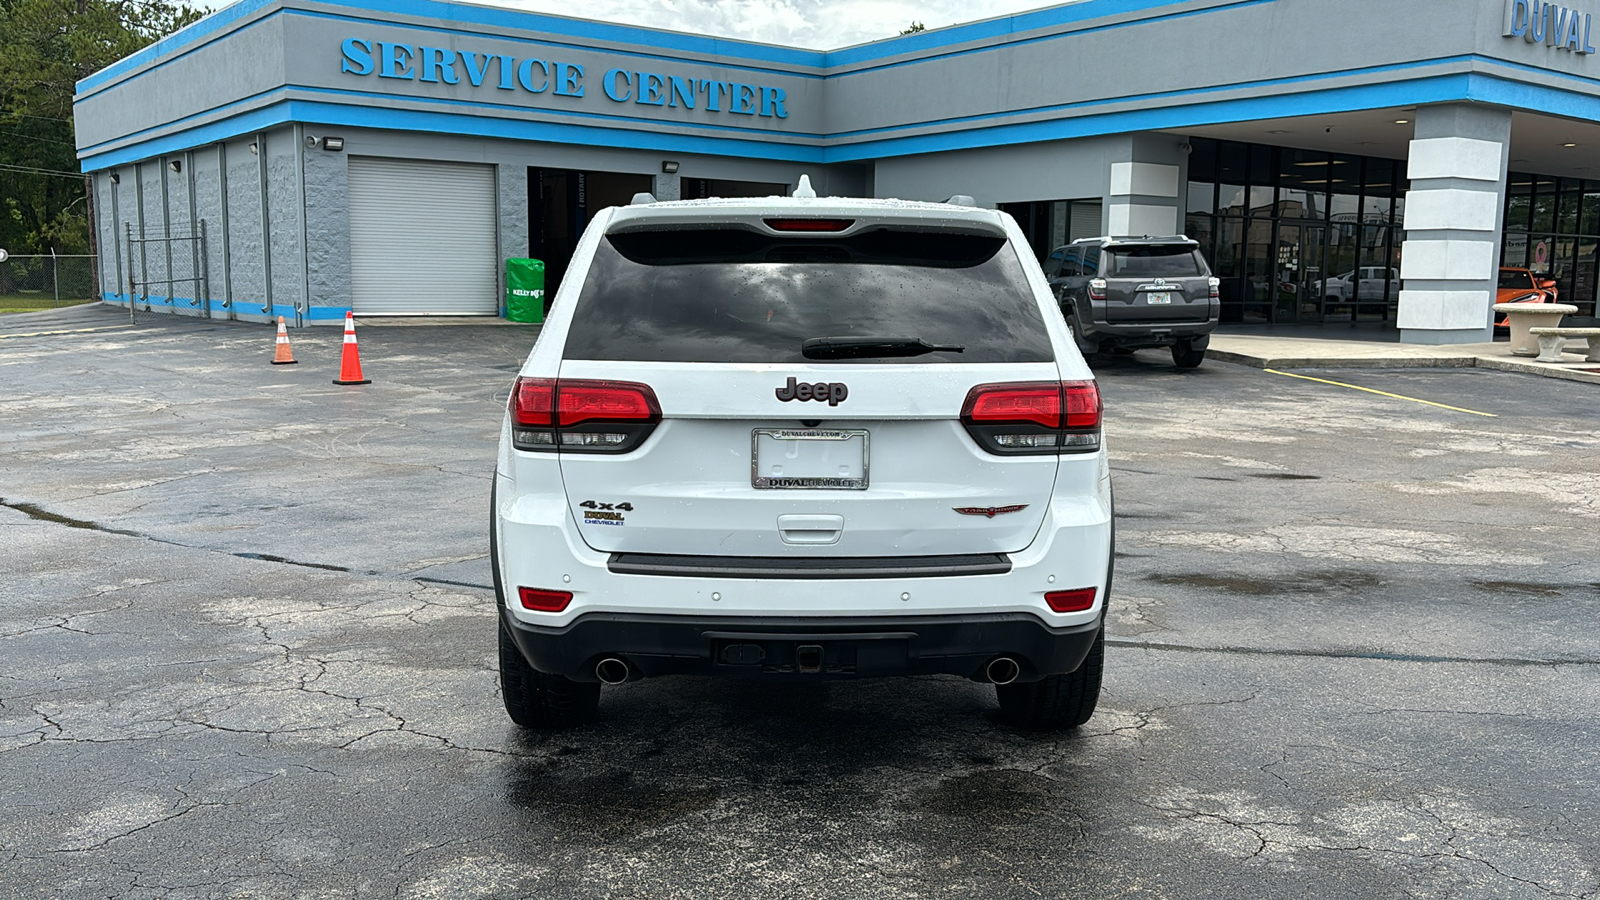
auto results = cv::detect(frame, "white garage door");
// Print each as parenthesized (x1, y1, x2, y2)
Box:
(348, 157, 498, 315)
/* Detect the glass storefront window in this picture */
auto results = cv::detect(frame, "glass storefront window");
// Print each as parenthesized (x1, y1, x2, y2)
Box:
(1188, 182, 1216, 215)
(1186, 214, 1216, 265)
(1505, 177, 1533, 231)
(1581, 187, 1600, 235)
(1502, 232, 1529, 268)
(1363, 159, 1394, 224)
(1277, 148, 1325, 219)
(1576, 239, 1600, 309)
(1215, 217, 1245, 321)
(1218, 183, 1247, 216)
(1559, 180, 1581, 235)
(1183, 137, 1413, 324)
(1531, 177, 1558, 233)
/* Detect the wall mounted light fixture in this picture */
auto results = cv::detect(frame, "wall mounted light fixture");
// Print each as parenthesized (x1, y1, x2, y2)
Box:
(322, 136, 345, 152)
(249, 142, 259, 155)
(109, 172, 120, 184)
(661, 160, 680, 174)
(168, 159, 182, 173)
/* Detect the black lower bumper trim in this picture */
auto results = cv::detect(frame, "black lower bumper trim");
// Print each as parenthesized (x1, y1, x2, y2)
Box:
(500, 610, 1100, 683)
(607, 552, 1011, 579)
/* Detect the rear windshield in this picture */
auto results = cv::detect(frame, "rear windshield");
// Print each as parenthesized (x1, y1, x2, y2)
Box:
(561, 229, 1056, 364)
(1102, 245, 1206, 278)
(1498, 269, 1534, 290)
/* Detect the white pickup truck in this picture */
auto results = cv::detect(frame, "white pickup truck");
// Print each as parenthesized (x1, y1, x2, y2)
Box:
(1318, 265, 1395, 304)
(1316, 267, 1399, 304)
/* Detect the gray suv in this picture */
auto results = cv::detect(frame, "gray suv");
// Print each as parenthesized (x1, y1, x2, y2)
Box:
(1044, 236, 1220, 368)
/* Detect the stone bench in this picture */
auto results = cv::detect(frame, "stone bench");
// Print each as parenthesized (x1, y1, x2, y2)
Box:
(1494, 303, 1579, 356)
(1528, 327, 1600, 363)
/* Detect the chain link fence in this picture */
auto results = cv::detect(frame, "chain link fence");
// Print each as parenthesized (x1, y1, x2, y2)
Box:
(0, 254, 99, 313)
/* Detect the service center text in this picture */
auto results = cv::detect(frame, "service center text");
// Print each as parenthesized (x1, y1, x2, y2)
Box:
(339, 38, 790, 118)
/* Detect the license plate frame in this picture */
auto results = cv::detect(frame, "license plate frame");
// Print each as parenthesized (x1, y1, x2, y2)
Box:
(751, 429, 869, 490)
(1145, 291, 1172, 305)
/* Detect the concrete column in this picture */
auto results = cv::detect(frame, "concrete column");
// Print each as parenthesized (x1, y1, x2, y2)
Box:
(1398, 104, 1512, 344)
(652, 173, 681, 202)
(304, 145, 350, 319)
(496, 164, 530, 319)
(1105, 134, 1184, 237)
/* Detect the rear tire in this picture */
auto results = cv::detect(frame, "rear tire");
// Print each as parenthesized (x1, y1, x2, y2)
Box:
(1064, 313, 1099, 356)
(995, 629, 1103, 730)
(1171, 341, 1205, 369)
(498, 617, 601, 729)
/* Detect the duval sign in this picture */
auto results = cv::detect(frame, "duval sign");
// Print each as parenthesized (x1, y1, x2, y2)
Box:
(1504, 0, 1599, 52)
(339, 38, 790, 119)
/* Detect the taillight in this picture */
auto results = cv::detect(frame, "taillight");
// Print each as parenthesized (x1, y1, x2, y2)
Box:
(1088, 278, 1108, 300)
(960, 381, 1101, 455)
(518, 586, 573, 612)
(1208, 276, 1221, 301)
(1045, 587, 1097, 612)
(509, 376, 661, 453)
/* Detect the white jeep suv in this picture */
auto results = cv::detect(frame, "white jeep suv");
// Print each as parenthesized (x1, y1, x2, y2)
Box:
(492, 187, 1114, 730)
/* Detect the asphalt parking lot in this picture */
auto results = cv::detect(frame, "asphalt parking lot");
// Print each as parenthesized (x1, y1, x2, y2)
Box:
(2, 306, 1598, 899)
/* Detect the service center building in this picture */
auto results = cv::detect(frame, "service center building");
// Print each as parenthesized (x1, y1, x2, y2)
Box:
(74, 0, 1600, 342)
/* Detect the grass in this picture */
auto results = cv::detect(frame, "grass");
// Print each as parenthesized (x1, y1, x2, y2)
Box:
(0, 293, 99, 314)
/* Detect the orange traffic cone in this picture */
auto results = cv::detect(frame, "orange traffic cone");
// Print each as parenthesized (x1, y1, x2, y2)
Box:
(332, 311, 371, 385)
(271, 316, 297, 365)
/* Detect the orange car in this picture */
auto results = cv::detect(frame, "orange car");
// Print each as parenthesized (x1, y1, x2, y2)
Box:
(1495, 267, 1559, 329)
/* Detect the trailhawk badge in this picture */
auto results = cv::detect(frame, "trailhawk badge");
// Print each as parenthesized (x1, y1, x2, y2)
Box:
(953, 505, 1029, 518)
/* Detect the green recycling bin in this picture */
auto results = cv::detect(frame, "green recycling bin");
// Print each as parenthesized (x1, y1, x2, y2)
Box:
(505, 258, 545, 324)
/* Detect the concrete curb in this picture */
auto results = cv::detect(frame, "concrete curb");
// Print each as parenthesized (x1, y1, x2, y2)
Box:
(1208, 346, 1600, 385)
(1207, 350, 1479, 370)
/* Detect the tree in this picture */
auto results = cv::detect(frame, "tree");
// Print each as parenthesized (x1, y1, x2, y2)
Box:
(0, 0, 203, 257)
(900, 21, 926, 35)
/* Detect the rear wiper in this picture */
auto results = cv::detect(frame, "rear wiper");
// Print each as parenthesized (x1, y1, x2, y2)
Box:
(801, 336, 966, 360)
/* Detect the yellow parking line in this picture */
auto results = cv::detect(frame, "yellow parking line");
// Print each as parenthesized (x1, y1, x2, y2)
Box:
(0, 324, 136, 340)
(1263, 369, 1497, 418)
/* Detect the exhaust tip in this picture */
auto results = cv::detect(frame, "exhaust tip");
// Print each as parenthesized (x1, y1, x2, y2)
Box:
(986, 657, 1021, 685)
(595, 657, 630, 685)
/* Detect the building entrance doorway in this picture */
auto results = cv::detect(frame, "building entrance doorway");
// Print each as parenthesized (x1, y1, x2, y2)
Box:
(532, 169, 652, 310)
(530, 171, 789, 312)
(1273, 222, 1324, 324)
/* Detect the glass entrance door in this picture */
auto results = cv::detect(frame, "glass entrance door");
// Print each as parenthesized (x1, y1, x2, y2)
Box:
(1272, 223, 1326, 324)
(1321, 223, 1358, 322)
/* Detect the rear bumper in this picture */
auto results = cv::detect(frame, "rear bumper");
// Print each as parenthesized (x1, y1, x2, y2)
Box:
(500, 608, 1102, 682)
(1084, 319, 1216, 344)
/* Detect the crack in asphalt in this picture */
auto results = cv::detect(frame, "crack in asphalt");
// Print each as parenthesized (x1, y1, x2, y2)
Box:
(1107, 639, 1600, 668)
(2, 496, 353, 572)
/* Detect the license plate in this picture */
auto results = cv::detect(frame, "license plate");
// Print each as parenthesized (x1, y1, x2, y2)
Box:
(1146, 291, 1172, 305)
(752, 429, 869, 490)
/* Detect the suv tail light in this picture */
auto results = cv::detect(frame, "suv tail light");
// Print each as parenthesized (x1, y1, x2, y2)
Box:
(510, 377, 661, 453)
(1208, 276, 1221, 301)
(1088, 278, 1108, 300)
(961, 380, 1101, 455)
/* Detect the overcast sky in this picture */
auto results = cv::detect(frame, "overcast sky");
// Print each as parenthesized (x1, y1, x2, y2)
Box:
(301, 0, 1069, 50)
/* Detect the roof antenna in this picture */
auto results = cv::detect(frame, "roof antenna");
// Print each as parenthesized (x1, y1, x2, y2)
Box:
(793, 174, 817, 199)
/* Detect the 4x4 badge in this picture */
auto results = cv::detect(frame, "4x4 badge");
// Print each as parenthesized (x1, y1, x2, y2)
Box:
(954, 505, 1029, 518)
(775, 377, 849, 406)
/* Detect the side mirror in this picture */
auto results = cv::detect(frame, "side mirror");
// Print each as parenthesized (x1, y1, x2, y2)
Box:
(1539, 279, 1557, 289)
